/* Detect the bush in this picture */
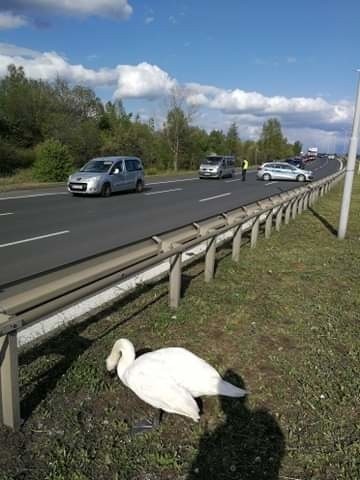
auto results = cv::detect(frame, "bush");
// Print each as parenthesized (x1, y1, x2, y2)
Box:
(146, 166, 159, 175)
(0, 142, 35, 176)
(33, 139, 74, 182)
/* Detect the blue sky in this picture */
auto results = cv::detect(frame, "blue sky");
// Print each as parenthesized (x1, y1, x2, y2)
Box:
(1, 0, 360, 151)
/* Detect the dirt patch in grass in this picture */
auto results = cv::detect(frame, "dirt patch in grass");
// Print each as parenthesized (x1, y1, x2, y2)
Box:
(0, 177, 359, 480)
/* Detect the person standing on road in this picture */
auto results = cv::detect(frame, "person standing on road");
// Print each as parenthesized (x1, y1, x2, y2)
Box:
(241, 159, 249, 181)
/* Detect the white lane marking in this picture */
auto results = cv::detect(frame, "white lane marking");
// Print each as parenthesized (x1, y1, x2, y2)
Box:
(0, 212, 14, 216)
(225, 178, 242, 183)
(145, 188, 183, 196)
(199, 192, 231, 202)
(265, 181, 279, 186)
(146, 178, 198, 186)
(0, 192, 68, 201)
(0, 230, 69, 248)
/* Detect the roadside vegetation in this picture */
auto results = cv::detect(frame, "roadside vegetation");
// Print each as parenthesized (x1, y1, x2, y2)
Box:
(0, 175, 358, 479)
(0, 64, 302, 184)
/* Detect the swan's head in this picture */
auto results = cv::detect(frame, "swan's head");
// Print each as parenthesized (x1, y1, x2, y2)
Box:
(105, 338, 135, 372)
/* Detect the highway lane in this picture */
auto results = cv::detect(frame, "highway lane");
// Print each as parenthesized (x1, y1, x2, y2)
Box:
(0, 157, 339, 287)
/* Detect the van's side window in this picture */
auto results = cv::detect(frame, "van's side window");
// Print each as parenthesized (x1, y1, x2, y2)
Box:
(112, 161, 123, 173)
(132, 159, 142, 171)
(125, 159, 135, 172)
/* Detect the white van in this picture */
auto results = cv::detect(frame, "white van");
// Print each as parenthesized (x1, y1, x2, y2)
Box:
(199, 155, 236, 179)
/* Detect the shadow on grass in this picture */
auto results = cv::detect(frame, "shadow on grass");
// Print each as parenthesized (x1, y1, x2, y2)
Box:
(187, 370, 285, 480)
(309, 207, 338, 236)
(19, 284, 167, 422)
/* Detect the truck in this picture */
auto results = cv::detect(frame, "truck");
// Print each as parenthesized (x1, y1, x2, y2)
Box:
(306, 147, 318, 161)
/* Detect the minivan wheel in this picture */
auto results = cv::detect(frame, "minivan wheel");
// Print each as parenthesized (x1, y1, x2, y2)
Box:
(297, 174, 305, 182)
(135, 180, 144, 193)
(262, 173, 271, 181)
(101, 183, 111, 197)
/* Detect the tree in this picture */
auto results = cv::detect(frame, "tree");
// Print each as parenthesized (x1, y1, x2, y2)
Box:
(293, 140, 302, 155)
(33, 139, 74, 182)
(258, 118, 289, 160)
(208, 130, 227, 155)
(226, 123, 241, 157)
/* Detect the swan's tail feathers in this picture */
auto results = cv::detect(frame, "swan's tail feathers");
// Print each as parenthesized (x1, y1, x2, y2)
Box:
(105, 339, 123, 371)
(217, 380, 248, 397)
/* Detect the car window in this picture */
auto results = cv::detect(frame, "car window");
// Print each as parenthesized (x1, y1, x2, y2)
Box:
(133, 159, 142, 171)
(112, 161, 123, 173)
(125, 159, 135, 172)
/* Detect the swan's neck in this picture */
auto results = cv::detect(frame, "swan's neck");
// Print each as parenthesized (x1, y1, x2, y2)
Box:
(113, 339, 136, 381)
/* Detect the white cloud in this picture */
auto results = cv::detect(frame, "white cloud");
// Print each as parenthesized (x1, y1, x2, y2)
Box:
(0, 43, 39, 57)
(145, 16, 154, 24)
(0, 11, 28, 29)
(183, 82, 353, 130)
(0, 43, 354, 148)
(0, 0, 133, 19)
(0, 44, 176, 99)
(114, 63, 176, 99)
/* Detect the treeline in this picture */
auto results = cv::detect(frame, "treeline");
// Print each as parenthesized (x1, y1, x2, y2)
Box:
(0, 64, 302, 181)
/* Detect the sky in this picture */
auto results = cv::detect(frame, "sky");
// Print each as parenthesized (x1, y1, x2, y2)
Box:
(0, 0, 360, 152)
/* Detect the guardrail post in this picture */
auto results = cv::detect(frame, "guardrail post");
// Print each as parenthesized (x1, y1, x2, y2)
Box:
(205, 236, 217, 282)
(275, 206, 283, 231)
(232, 225, 242, 263)
(303, 192, 309, 211)
(298, 195, 304, 215)
(0, 330, 21, 431)
(169, 253, 182, 308)
(292, 198, 298, 220)
(265, 209, 273, 239)
(251, 216, 260, 248)
(284, 202, 292, 224)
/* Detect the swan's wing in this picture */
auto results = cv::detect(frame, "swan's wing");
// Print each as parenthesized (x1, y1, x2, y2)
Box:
(139, 348, 222, 396)
(126, 367, 200, 421)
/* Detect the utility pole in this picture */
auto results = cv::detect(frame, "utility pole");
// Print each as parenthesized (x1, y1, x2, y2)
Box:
(338, 70, 360, 239)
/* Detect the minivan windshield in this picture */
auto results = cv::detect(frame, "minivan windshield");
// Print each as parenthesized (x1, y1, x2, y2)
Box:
(81, 159, 113, 173)
(204, 156, 222, 165)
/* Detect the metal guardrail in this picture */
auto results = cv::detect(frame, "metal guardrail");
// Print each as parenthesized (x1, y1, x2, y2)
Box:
(0, 170, 344, 430)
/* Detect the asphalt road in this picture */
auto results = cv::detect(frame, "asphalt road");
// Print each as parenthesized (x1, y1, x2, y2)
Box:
(0, 157, 339, 288)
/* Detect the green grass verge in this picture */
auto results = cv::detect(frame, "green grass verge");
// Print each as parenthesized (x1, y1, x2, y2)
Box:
(0, 177, 359, 480)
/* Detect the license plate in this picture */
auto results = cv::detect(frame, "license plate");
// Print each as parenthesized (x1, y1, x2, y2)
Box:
(71, 185, 83, 190)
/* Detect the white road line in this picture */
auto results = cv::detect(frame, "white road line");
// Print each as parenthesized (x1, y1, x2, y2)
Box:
(146, 178, 198, 186)
(199, 192, 231, 202)
(0, 212, 14, 216)
(145, 188, 183, 196)
(0, 192, 68, 201)
(0, 230, 70, 248)
(265, 181, 279, 186)
(225, 178, 242, 183)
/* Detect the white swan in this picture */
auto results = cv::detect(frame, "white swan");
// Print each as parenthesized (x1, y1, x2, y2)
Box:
(106, 338, 247, 422)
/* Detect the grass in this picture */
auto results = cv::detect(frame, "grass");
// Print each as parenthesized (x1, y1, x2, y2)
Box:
(0, 169, 64, 192)
(0, 177, 359, 479)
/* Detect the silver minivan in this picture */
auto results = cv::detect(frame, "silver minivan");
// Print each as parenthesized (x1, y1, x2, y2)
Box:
(67, 156, 145, 196)
(199, 155, 235, 179)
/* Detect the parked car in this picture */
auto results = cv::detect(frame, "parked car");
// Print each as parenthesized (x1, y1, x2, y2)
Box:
(257, 162, 313, 182)
(67, 156, 145, 196)
(199, 155, 235, 179)
(286, 157, 305, 169)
